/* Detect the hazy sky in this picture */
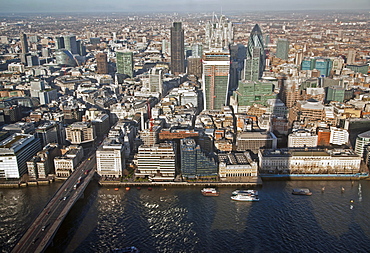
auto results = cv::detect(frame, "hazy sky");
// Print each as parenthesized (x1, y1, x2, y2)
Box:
(1, 0, 369, 13)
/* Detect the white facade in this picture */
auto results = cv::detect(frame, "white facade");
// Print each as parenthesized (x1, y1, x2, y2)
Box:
(0, 134, 41, 179)
(330, 127, 349, 146)
(54, 145, 83, 178)
(288, 131, 318, 148)
(96, 141, 124, 178)
(135, 143, 176, 181)
(259, 149, 361, 174)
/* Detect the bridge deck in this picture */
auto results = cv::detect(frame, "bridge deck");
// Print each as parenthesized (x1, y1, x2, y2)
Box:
(12, 156, 96, 253)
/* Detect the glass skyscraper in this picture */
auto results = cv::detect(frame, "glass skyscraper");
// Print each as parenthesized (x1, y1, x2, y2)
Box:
(116, 50, 134, 78)
(202, 51, 230, 110)
(244, 24, 265, 81)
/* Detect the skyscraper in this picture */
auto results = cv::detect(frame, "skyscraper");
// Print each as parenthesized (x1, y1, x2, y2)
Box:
(170, 22, 185, 75)
(20, 32, 28, 54)
(276, 38, 289, 60)
(202, 51, 230, 110)
(244, 24, 265, 81)
(96, 52, 108, 74)
(116, 50, 134, 77)
(55, 36, 64, 49)
(63, 35, 78, 54)
(20, 32, 29, 64)
(205, 14, 233, 50)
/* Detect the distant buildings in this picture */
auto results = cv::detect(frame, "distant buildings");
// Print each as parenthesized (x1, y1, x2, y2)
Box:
(205, 14, 233, 50)
(276, 39, 289, 60)
(170, 22, 185, 75)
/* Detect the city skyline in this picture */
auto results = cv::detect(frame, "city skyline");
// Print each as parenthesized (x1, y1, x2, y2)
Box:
(1, 0, 369, 13)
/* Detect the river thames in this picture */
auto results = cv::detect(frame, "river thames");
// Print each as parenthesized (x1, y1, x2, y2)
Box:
(1, 180, 370, 253)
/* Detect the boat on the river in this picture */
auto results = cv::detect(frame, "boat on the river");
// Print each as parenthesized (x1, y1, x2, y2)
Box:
(292, 188, 312, 196)
(111, 246, 139, 253)
(231, 193, 259, 202)
(232, 189, 258, 196)
(201, 188, 220, 196)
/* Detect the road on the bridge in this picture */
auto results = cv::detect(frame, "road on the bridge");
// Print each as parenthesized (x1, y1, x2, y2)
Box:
(12, 153, 97, 253)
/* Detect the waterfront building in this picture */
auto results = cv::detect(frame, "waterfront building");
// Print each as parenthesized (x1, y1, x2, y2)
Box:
(27, 143, 61, 179)
(205, 14, 233, 50)
(96, 52, 108, 74)
(180, 138, 218, 179)
(96, 138, 125, 179)
(116, 50, 134, 77)
(135, 143, 176, 181)
(235, 131, 277, 153)
(288, 130, 318, 148)
(0, 134, 41, 179)
(170, 22, 185, 75)
(202, 51, 230, 110)
(259, 149, 361, 174)
(218, 152, 258, 181)
(355, 130, 370, 158)
(54, 145, 84, 178)
(276, 39, 289, 60)
(65, 122, 95, 145)
(243, 24, 265, 81)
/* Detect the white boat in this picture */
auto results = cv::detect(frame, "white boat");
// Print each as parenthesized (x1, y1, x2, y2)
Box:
(231, 193, 259, 202)
(201, 188, 220, 196)
(232, 189, 258, 196)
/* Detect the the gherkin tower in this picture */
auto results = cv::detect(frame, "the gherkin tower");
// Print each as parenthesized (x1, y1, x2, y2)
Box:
(244, 24, 265, 81)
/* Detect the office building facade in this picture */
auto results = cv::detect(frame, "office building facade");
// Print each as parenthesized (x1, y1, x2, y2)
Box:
(276, 38, 289, 60)
(96, 52, 109, 74)
(202, 51, 230, 110)
(244, 24, 265, 81)
(170, 22, 185, 75)
(116, 50, 134, 77)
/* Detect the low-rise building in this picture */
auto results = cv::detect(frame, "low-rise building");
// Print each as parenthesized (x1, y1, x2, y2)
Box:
(54, 145, 84, 178)
(218, 152, 258, 181)
(258, 149, 361, 174)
